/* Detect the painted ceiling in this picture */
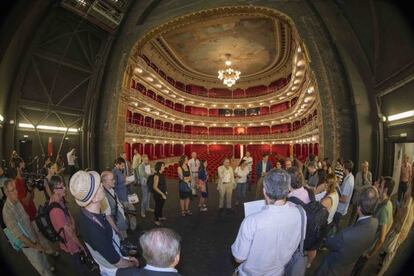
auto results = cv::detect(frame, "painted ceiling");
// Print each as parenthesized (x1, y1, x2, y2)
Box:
(160, 16, 278, 77)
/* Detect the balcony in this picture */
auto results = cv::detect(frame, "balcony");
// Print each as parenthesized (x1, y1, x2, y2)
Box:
(128, 88, 316, 124)
(125, 120, 319, 143)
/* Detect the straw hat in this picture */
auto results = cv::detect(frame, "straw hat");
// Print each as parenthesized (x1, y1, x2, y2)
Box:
(69, 170, 101, 207)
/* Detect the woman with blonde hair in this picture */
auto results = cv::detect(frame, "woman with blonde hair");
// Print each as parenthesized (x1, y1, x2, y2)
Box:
(307, 173, 339, 268)
(321, 174, 339, 227)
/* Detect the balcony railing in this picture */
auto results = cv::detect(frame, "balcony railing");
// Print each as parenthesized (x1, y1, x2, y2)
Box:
(132, 55, 306, 104)
(125, 121, 319, 142)
(128, 89, 316, 124)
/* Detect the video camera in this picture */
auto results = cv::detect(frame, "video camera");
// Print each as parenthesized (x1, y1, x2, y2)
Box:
(120, 240, 138, 256)
(23, 172, 46, 192)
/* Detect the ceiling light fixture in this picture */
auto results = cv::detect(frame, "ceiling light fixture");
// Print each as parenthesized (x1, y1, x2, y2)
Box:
(218, 54, 241, 88)
(388, 110, 414, 122)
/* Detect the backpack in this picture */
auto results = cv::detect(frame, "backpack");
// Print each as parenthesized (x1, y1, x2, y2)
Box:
(147, 175, 155, 193)
(287, 187, 328, 250)
(35, 202, 67, 243)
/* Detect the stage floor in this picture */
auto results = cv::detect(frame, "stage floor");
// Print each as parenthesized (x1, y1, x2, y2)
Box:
(0, 177, 413, 275)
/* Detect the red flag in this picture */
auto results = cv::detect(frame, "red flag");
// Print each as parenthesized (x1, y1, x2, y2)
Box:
(48, 137, 53, 157)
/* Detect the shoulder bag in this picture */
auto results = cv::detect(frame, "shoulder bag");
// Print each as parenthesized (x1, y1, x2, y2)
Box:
(284, 204, 307, 276)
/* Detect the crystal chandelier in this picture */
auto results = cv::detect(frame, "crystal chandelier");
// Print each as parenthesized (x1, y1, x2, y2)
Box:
(218, 54, 241, 87)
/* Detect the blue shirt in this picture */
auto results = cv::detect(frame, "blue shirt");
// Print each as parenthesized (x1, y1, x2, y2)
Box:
(113, 167, 127, 202)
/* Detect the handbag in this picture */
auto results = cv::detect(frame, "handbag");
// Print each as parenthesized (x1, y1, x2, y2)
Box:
(3, 222, 32, 251)
(285, 205, 307, 276)
(3, 228, 24, 251)
(196, 179, 206, 192)
(179, 180, 191, 193)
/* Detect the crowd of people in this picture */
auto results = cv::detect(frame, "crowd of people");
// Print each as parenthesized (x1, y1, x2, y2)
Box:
(0, 148, 413, 276)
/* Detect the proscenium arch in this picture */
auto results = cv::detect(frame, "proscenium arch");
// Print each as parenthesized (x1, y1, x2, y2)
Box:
(97, 2, 354, 170)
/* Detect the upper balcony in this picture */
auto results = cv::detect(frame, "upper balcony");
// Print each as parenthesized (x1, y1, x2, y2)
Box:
(128, 87, 317, 125)
(129, 51, 310, 105)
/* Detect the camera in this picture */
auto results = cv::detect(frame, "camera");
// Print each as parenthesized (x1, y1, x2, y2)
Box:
(24, 172, 46, 191)
(120, 240, 138, 256)
(79, 250, 99, 272)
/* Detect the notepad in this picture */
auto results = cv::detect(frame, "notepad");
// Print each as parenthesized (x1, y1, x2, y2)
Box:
(126, 175, 135, 184)
(243, 200, 266, 217)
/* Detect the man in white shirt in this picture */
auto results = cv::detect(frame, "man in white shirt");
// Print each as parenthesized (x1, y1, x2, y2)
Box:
(188, 152, 200, 197)
(217, 158, 235, 212)
(232, 169, 304, 276)
(66, 148, 77, 179)
(242, 151, 253, 191)
(132, 149, 142, 170)
(333, 160, 355, 232)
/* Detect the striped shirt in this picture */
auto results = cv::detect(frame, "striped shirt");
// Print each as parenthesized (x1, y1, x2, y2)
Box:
(335, 165, 344, 183)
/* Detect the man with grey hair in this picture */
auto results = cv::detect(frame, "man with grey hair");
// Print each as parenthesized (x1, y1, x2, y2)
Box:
(231, 169, 304, 276)
(316, 186, 379, 276)
(116, 228, 182, 276)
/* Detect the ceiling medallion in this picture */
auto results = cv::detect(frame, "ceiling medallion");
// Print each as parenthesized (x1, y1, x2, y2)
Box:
(218, 54, 241, 87)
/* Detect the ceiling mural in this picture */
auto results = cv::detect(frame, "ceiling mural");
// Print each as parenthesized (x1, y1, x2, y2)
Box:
(158, 16, 282, 78)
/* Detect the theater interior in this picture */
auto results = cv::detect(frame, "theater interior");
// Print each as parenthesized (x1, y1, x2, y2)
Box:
(0, 0, 413, 275)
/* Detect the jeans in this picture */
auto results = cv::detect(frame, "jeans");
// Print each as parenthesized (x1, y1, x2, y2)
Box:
(153, 193, 165, 221)
(140, 178, 151, 213)
(235, 182, 247, 203)
(31, 221, 55, 254)
(21, 247, 53, 276)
